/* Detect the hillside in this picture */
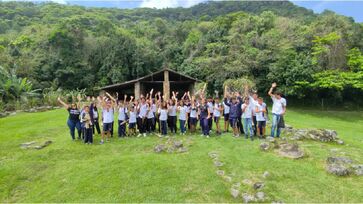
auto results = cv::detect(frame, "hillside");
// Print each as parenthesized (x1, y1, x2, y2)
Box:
(0, 1, 362, 109)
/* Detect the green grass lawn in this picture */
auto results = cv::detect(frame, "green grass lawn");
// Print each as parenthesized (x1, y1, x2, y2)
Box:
(0, 108, 362, 202)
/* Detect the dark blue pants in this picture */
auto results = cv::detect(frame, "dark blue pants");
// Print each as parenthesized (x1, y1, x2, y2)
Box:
(180, 120, 186, 134)
(161, 120, 167, 135)
(168, 116, 177, 133)
(118, 120, 126, 137)
(67, 119, 81, 140)
(201, 118, 209, 136)
(84, 128, 93, 143)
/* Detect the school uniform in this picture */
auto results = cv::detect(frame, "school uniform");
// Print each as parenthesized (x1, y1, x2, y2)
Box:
(242, 103, 253, 140)
(223, 101, 230, 122)
(189, 106, 198, 126)
(146, 105, 155, 133)
(207, 102, 214, 131)
(249, 96, 258, 136)
(129, 110, 137, 130)
(90, 105, 101, 135)
(137, 103, 148, 134)
(168, 105, 177, 133)
(118, 106, 128, 137)
(199, 104, 209, 136)
(223, 98, 240, 129)
(102, 108, 114, 132)
(159, 109, 168, 135)
(179, 105, 188, 134)
(256, 103, 267, 136)
(271, 96, 287, 137)
(82, 112, 93, 144)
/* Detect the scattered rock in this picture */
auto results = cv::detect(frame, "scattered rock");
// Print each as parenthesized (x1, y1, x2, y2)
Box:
(9, 112, 16, 116)
(337, 140, 344, 145)
(262, 171, 270, 178)
(255, 191, 265, 201)
(208, 151, 218, 159)
(232, 182, 241, 188)
(277, 143, 304, 159)
(216, 170, 225, 176)
(230, 188, 239, 198)
(242, 193, 255, 203)
(260, 142, 270, 151)
(35, 140, 52, 149)
(326, 156, 353, 176)
(214, 160, 224, 167)
(327, 156, 353, 164)
(20, 141, 36, 149)
(154, 144, 166, 153)
(327, 164, 351, 176)
(173, 140, 183, 148)
(253, 182, 264, 190)
(283, 128, 343, 144)
(223, 176, 232, 182)
(266, 136, 275, 143)
(178, 147, 188, 153)
(242, 179, 253, 185)
(352, 165, 363, 176)
(20, 140, 52, 150)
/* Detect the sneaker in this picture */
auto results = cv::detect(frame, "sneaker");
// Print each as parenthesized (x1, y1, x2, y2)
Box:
(206, 135, 210, 138)
(143, 133, 147, 137)
(137, 134, 142, 138)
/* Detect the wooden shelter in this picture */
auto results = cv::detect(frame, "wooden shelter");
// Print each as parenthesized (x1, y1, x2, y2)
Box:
(100, 68, 200, 99)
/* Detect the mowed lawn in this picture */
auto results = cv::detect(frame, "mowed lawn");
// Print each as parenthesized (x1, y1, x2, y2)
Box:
(0, 108, 362, 202)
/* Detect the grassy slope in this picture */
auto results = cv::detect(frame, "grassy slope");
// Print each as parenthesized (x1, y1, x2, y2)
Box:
(0, 108, 362, 202)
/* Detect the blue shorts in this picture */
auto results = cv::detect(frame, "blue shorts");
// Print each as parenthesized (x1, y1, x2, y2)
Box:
(229, 117, 238, 128)
(214, 116, 220, 123)
(224, 113, 229, 121)
(190, 117, 197, 125)
(103, 122, 112, 132)
(129, 122, 136, 129)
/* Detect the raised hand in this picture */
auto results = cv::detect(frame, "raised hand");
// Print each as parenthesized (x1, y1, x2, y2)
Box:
(272, 82, 277, 88)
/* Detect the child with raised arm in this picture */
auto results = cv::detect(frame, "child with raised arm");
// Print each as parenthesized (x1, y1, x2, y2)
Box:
(178, 99, 188, 135)
(268, 82, 287, 138)
(213, 98, 223, 135)
(117, 94, 128, 138)
(255, 97, 267, 138)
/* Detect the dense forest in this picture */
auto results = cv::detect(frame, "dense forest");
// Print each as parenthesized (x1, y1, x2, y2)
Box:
(0, 1, 363, 110)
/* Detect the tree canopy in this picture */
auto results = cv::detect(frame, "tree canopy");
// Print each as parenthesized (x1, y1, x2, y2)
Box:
(0, 1, 363, 107)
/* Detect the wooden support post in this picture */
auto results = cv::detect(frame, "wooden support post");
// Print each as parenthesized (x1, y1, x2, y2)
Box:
(163, 70, 170, 100)
(134, 81, 140, 99)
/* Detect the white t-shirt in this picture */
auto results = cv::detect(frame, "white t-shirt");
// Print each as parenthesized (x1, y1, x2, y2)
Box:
(147, 105, 155, 119)
(138, 103, 148, 118)
(179, 106, 188, 121)
(249, 96, 258, 116)
(223, 101, 230, 114)
(207, 102, 214, 114)
(168, 105, 177, 116)
(118, 107, 128, 121)
(93, 108, 98, 119)
(256, 103, 267, 121)
(271, 96, 287, 115)
(213, 103, 221, 117)
(159, 109, 168, 121)
(190, 106, 198, 118)
(102, 108, 114, 123)
(241, 103, 253, 119)
(129, 110, 137, 123)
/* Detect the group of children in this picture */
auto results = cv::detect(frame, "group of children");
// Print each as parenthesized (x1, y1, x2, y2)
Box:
(58, 83, 286, 144)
